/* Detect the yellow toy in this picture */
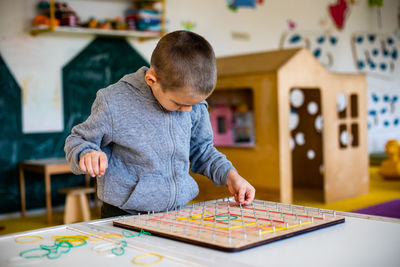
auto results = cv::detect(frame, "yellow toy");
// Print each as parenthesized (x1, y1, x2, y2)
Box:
(379, 140, 400, 179)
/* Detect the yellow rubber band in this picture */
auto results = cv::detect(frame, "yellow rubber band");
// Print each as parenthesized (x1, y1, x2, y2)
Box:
(189, 212, 214, 220)
(14, 236, 43, 244)
(54, 237, 86, 247)
(132, 253, 163, 266)
(52, 235, 88, 240)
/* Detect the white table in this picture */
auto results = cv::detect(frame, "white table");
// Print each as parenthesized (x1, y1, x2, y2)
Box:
(1, 202, 399, 267)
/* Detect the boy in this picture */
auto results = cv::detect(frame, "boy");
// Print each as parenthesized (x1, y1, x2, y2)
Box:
(64, 30, 255, 218)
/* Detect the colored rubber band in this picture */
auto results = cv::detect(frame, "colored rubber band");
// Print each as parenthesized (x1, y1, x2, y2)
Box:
(132, 253, 163, 266)
(111, 240, 127, 256)
(215, 214, 238, 222)
(122, 229, 151, 238)
(14, 236, 43, 244)
(55, 237, 87, 247)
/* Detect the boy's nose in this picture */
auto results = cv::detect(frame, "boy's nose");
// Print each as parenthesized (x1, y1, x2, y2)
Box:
(180, 106, 192, 112)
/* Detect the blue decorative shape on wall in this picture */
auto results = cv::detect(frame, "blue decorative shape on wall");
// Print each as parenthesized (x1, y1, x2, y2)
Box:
(384, 120, 390, 127)
(368, 34, 376, 43)
(313, 48, 321, 58)
(383, 49, 389, 57)
(329, 36, 338, 45)
(392, 49, 398, 60)
(317, 36, 325, 44)
(356, 36, 363, 43)
(289, 34, 302, 44)
(383, 95, 390, 102)
(368, 60, 376, 69)
(371, 93, 379, 102)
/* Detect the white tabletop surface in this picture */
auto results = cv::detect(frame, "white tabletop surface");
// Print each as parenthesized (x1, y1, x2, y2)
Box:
(1, 207, 399, 266)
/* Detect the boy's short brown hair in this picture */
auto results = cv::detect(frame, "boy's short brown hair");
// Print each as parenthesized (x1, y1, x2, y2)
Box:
(150, 30, 217, 97)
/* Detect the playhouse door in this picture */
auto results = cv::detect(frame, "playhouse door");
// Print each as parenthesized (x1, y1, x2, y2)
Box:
(290, 88, 324, 201)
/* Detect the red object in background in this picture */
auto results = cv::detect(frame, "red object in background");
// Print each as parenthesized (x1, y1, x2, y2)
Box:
(288, 19, 296, 30)
(329, 0, 349, 30)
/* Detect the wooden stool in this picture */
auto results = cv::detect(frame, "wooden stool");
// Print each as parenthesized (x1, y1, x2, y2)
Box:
(58, 187, 96, 224)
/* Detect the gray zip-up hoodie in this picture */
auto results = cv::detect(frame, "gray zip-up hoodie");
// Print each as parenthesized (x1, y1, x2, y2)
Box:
(64, 67, 234, 212)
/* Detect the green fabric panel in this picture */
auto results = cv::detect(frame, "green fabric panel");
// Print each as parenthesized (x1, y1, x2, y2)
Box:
(0, 37, 149, 214)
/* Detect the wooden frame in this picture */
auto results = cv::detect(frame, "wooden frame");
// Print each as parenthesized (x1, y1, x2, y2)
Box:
(113, 199, 345, 252)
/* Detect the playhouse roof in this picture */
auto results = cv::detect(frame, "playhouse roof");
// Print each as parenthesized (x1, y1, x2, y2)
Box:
(217, 48, 304, 77)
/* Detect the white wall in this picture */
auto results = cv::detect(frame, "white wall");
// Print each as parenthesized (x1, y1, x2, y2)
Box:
(0, 0, 399, 152)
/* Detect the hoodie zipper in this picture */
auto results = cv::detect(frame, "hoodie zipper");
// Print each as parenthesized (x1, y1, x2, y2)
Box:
(168, 112, 177, 209)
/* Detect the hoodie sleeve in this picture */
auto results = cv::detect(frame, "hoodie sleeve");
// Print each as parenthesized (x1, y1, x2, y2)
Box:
(189, 102, 235, 186)
(64, 90, 113, 174)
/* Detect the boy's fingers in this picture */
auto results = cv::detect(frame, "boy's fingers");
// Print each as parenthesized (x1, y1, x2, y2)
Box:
(237, 186, 246, 203)
(91, 153, 100, 176)
(99, 153, 108, 176)
(84, 155, 95, 177)
(243, 187, 255, 205)
(79, 158, 87, 172)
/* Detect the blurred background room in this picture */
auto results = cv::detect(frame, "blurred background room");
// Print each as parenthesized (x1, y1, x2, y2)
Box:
(0, 0, 399, 235)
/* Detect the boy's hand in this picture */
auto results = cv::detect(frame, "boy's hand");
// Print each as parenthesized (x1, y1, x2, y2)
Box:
(226, 169, 255, 205)
(79, 151, 108, 177)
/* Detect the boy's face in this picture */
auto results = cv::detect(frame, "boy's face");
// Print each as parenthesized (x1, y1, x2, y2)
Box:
(145, 68, 206, 112)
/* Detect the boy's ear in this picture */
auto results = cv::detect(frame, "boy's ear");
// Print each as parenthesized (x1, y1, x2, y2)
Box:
(145, 67, 158, 86)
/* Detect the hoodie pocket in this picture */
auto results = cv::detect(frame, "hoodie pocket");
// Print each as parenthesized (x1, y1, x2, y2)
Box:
(120, 174, 170, 212)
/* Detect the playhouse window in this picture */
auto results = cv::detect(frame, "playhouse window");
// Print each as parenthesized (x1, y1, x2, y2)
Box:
(337, 93, 347, 119)
(217, 116, 227, 133)
(350, 94, 358, 118)
(339, 124, 348, 148)
(208, 88, 255, 147)
(351, 123, 359, 147)
(337, 92, 360, 149)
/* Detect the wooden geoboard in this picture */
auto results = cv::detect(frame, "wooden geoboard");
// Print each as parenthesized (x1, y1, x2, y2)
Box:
(113, 199, 345, 252)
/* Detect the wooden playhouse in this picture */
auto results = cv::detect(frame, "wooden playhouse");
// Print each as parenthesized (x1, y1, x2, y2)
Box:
(202, 48, 368, 204)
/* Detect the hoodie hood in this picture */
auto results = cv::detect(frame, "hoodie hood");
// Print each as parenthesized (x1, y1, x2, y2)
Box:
(120, 66, 158, 103)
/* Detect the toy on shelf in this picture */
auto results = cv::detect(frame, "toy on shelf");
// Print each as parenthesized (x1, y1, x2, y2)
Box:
(31, 0, 165, 38)
(125, 1, 163, 32)
(33, 14, 59, 28)
(379, 139, 400, 179)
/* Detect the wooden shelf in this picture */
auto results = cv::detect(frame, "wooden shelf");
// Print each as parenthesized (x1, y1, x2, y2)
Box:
(30, 0, 166, 40)
(30, 26, 161, 39)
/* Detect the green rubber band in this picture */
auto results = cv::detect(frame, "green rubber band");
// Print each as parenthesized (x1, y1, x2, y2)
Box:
(19, 238, 85, 260)
(111, 240, 127, 256)
(55, 237, 87, 247)
(122, 229, 151, 238)
(215, 214, 238, 222)
(20, 248, 50, 259)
